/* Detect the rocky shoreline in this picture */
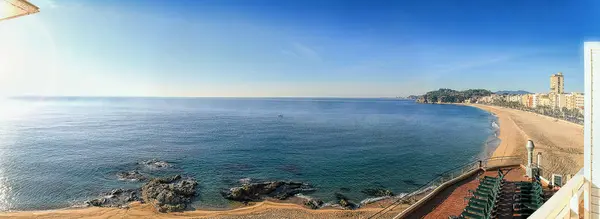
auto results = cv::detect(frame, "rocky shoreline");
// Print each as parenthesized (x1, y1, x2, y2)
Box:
(83, 159, 409, 213)
(86, 174, 198, 212)
(86, 159, 199, 212)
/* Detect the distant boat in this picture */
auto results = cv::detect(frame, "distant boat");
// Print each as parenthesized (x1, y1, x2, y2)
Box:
(278, 114, 284, 118)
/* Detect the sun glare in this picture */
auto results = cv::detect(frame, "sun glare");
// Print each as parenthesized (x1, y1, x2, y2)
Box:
(0, 98, 36, 120)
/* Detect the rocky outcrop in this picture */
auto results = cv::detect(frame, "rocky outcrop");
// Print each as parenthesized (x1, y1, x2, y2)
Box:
(141, 175, 198, 212)
(85, 188, 141, 208)
(139, 159, 172, 169)
(221, 181, 316, 202)
(335, 193, 358, 210)
(116, 170, 147, 181)
(361, 188, 394, 197)
(303, 198, 324, 209)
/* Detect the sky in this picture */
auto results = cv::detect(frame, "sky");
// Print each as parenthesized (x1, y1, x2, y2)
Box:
(0, 0, 598, 97)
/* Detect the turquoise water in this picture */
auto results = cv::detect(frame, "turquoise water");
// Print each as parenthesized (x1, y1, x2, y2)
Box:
(0, 98, 497, 210)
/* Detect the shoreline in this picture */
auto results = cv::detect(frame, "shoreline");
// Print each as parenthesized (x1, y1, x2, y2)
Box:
(464, 104, 584, 177)
(0, 103, 583, 218)
(0, 200, 410, 219)
(458, 103, 524, 158)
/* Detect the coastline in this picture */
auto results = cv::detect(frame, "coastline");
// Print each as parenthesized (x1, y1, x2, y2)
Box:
(0, 200, 410, 219)
(464, 104, 584, 178)
(0, 103, 583, 218)
(463, 104, 525, 158)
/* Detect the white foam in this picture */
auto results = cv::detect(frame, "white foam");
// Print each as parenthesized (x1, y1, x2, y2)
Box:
(294, 193, 312, 200)
(491, 121, 500, 129)
(359, 196, 392, 205)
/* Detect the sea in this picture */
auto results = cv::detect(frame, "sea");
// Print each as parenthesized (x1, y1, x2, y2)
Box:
(0, 97, 499, 211)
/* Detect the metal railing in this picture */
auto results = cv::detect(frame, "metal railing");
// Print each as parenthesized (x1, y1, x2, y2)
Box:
(367, 156, 523, 219)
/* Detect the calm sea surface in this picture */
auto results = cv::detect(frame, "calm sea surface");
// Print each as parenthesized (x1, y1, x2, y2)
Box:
(0, 97, 498, 210)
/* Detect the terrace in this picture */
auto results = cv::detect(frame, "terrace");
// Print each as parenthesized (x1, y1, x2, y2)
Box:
(408, 167, 553, 219)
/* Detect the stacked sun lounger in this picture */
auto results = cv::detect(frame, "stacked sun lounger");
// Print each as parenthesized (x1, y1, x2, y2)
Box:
(453, 169, 505, 219)
(512, 181, 544, 217)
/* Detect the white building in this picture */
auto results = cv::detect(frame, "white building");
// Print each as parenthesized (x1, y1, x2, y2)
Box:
(508, 95, 522, 103)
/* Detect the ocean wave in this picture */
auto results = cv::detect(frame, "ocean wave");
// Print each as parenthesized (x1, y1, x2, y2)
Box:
(491, 121, 500, 130)
(357, 185, 436, 207)
(294, 193, 312, 200)
(359, 195, 397, 205)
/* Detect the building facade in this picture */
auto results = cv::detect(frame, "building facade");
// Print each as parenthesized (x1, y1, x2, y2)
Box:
(574, 93, 585, 113)
(550, 72, 565, 94)
(522, 94, 534, 108)
(508, 95, 522, 103)
(557, 93, 569, 109)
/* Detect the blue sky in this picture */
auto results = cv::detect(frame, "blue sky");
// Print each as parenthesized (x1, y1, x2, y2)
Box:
(0, 0, 598, 97)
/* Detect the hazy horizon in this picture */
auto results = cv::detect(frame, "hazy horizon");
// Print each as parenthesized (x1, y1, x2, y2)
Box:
(0, 88, 546, 99)
(1, 0, 597, 97)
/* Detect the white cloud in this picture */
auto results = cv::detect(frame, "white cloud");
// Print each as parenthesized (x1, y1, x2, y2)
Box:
(282, 42, 321, 61)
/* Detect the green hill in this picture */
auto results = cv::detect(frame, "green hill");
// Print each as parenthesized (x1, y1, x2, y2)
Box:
(416, 89, 492, 103)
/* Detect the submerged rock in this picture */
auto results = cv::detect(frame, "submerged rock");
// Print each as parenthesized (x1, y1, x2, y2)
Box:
(361, 188, 394, 197)
(141, 175, 198, 212)
(221, 181, 316, 202)
(85, 188, 141, 208)
(139, 159, 172, 169)
(335, 193, 358, 210)
(279, 164, 302, 175)
(116, 170, 147, 181)
(339, 187, 351, 192)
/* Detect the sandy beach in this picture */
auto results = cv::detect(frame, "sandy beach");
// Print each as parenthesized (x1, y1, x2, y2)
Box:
(0, 200, 411, 219)
(0, 104, 584, 219)
(469, 104, 584, 178)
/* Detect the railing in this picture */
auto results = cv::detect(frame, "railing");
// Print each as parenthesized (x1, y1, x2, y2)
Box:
(367, 156, 523, 219)
(483, 156, 523, 169)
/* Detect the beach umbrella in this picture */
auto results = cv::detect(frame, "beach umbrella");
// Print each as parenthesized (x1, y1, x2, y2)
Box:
(0, 0, 39, 22)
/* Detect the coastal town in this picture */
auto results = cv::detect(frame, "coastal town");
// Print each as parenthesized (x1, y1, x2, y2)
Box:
(476, 73, 583, 116)
(415, 72, 585, 124)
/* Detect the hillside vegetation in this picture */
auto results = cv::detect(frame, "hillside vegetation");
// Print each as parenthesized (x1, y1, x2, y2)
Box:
(416, 89, 492, 103)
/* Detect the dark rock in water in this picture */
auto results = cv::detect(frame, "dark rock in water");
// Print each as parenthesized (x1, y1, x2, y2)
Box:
(402, 180, 420, 187)
(303, 198, 324, 209)
(221, 181, 316, 202)
(361, 188, 394, 197)
(85, 188, 141, 208)
(116, 170, 147, 181)
(141, 175, 198, 212)
(339, 187, 351, 192)
(139, 159, 172, 169)
(334, 192, 358, 210)
(279, 164, 302, 175)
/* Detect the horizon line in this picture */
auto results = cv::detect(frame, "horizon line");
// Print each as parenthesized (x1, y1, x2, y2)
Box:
(4, 95, 409, 99)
